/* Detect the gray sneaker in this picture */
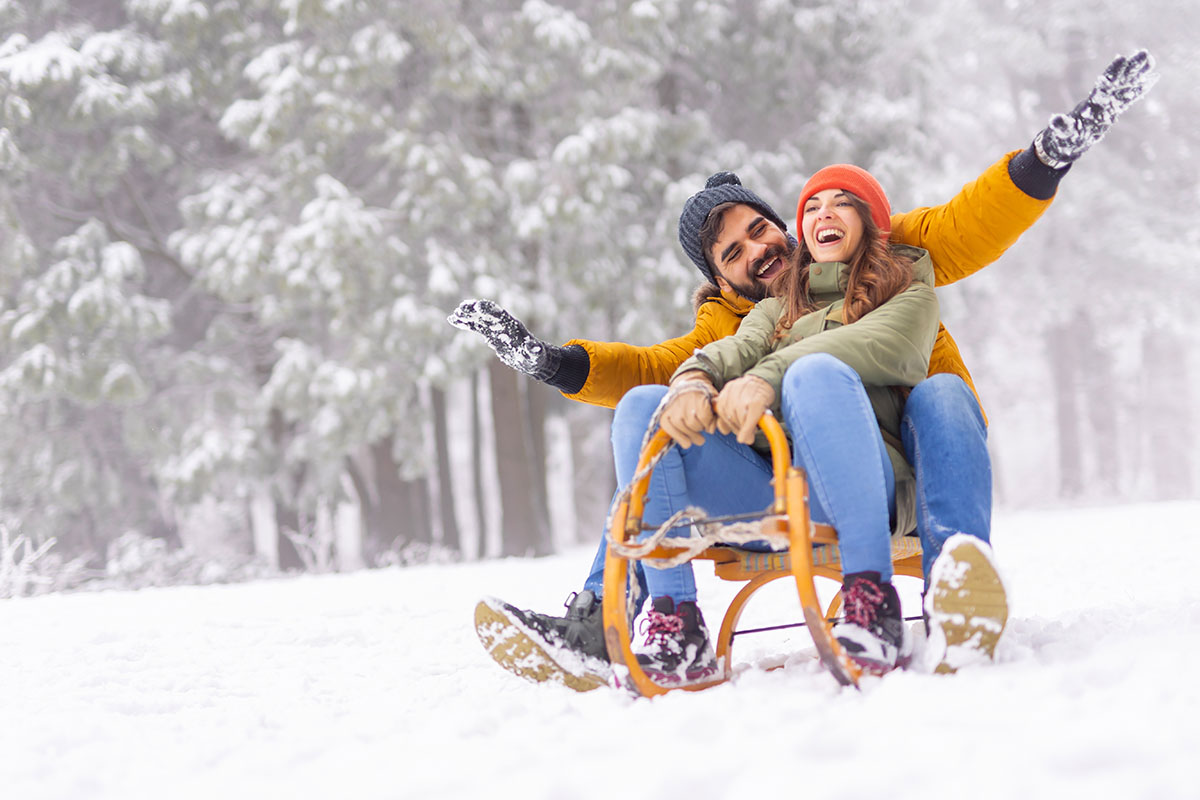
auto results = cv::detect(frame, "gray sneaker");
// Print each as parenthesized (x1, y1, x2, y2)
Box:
(474, 591, 612, 691)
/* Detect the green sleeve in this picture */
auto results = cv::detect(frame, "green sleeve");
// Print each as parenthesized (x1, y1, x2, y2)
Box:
(670, 300, 780, 389)
(746, 281, 939, 396)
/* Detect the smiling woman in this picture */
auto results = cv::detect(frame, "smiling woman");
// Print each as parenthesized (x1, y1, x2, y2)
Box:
(802, 190, 864, 262)
(773, 164, 915, 329)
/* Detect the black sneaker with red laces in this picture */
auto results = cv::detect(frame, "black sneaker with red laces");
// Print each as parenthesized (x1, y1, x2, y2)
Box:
(634, 596, 719, 685)
(832, 571, 911, 673)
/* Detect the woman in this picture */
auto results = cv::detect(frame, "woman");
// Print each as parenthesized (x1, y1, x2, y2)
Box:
(612, 164, 939, 683)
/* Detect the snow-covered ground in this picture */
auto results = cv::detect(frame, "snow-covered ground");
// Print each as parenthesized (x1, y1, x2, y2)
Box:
(3, 501, 1199, 800)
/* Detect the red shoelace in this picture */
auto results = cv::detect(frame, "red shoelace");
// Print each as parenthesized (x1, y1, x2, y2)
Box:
(842, 580, 884, 628)
(642, 608, 684, 646)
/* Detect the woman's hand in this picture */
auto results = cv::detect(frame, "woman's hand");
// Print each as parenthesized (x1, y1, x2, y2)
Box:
(715, 375, 776, 445)
(658, 371, 717, 449)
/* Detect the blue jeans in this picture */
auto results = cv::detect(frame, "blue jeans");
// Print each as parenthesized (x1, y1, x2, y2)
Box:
(585, 354, 896, 604)
(900, 374, 991, 580)
(583, 370, 992, 605)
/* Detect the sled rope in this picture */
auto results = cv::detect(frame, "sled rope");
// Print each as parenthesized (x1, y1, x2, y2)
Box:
(604, 421, 788, 569)
(607, 506, 788, 568)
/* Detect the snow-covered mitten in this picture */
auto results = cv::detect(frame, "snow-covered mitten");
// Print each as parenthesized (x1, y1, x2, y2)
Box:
(448, 299, 563, 381)
(1034, 48, 1160, 169)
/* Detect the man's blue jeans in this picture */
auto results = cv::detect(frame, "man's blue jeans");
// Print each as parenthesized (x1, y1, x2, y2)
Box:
(900, 374, 991, 579)
(581, 369, 991, 607)
(584, 354, 900, 604)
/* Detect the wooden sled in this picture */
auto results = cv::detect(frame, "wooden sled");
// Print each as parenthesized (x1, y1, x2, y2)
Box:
(601, 411, 923, 697)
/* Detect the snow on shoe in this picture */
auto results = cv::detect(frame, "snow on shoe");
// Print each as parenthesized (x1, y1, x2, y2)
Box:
(633, 597, 719, 686)
(923, 534, 1009, 674)
(473, 593, 612, 692)
(832, 572, 910, 674)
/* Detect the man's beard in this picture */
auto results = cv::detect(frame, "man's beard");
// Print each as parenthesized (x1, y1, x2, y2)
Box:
(725, 242, 791, 302)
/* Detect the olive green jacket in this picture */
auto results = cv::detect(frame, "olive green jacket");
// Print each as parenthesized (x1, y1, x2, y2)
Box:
(673, 245, 939, 536)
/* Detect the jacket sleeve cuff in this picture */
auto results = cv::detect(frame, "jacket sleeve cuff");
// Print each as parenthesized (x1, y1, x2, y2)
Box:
(543, 344, 589, 395)
(670, 351, 720, 387)
(1007, 145, 1072, 201)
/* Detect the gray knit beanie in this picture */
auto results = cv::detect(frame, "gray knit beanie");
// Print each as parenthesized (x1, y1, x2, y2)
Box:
(677, 171, 792, 284)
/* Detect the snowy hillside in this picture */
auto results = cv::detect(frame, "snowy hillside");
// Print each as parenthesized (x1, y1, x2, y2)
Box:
(3, 501, 1199, 800)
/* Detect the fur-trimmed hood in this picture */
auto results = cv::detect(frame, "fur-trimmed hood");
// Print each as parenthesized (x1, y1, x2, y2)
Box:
(691, 282, 755, 317)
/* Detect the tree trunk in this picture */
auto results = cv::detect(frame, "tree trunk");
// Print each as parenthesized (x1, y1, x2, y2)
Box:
(272, 501, 306, 571)
(471, 371, 490, 557)
(1142, 327, 1194, 499)
(1046, 320, 1083, 499)
(431, 387, 461, 553)
(269, 408, 305, 569)
(570, 406, 617, 545)
(406, 476, 432, 546)
(524, 380, 553, 551)
(1076, 312, 1119, 494)
(358, 436, 429, 562)
(250, 488, 279, 569)
(488, 360, 551, 556)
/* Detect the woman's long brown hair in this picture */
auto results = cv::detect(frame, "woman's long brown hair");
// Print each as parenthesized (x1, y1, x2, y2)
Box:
(770, 192, 914, 340)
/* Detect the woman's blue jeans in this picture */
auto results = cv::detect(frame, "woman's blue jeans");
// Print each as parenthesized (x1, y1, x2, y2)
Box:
(581, 368, 991, 608)
(585, 354, 897, 604)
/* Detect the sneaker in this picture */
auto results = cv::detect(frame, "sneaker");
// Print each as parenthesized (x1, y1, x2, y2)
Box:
(923, 534, 1008, 674)
(832, 571, 910, 673)
(634, 596, 719, 685)
(473, 590, 612, 692)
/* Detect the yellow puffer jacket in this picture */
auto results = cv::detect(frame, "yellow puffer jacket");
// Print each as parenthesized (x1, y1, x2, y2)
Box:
(560, 150, 1053, 417)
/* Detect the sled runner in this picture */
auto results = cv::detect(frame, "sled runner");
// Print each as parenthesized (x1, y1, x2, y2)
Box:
(601, 410, 923, 697)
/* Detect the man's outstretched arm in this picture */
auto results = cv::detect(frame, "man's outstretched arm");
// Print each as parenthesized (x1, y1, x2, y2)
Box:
(892, 49, 1158, 286)
(449, 299, 734, 409)
(448, 299, 589, 391)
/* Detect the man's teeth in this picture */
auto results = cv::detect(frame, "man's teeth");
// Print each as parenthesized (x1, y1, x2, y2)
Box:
(756, 258, 779, 277)
(816, 228, 844, 244)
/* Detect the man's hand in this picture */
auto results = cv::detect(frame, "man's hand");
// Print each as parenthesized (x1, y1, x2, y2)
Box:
(659, 372, 717, 449)
(448, 299, 560, 380)
(715, 375, 776, 445)
(1035, 49, 1159, 168)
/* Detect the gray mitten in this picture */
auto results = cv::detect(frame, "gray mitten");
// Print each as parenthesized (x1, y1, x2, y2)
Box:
(448, 299, 563, 381)
(1035, 49, 1160, 169)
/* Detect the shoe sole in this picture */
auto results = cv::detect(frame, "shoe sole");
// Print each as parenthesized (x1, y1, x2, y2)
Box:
(637, 665, 721, 686)
(834, 623, 910, 676)
(924, 535, 1008, 675)
(473, 599, 611, 692)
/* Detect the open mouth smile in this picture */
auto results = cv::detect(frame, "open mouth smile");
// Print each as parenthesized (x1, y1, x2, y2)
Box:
(755, 256, 784, 281)
(815, 226, 845, 246)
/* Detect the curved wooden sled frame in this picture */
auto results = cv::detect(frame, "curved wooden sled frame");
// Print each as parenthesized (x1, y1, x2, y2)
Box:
(601, 412, 923, 697)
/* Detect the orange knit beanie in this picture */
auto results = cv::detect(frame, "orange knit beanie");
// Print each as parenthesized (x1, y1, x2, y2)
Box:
(796, 164, 892, 237)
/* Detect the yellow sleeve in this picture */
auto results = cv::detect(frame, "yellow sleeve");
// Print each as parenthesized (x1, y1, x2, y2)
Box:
(889, 150, 1054, 286)
(560, 302, 742, 409)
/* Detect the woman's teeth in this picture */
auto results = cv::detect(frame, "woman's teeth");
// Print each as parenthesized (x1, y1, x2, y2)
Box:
(816, 228, 844, 244)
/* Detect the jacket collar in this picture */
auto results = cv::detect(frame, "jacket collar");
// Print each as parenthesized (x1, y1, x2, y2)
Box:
(720, 288, 756, 314)
(808, 260, 850, 304)
(693, 282, 756, 316)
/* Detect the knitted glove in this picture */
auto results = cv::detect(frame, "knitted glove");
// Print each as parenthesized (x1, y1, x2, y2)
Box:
(1034, 49, 1159, 169)
(715, 375, 776, 446)
(659, 372, 717, 449)
(448, 299, 563, 381)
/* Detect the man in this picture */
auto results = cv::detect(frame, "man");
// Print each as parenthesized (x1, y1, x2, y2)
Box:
(452, 51, 1157, 688)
